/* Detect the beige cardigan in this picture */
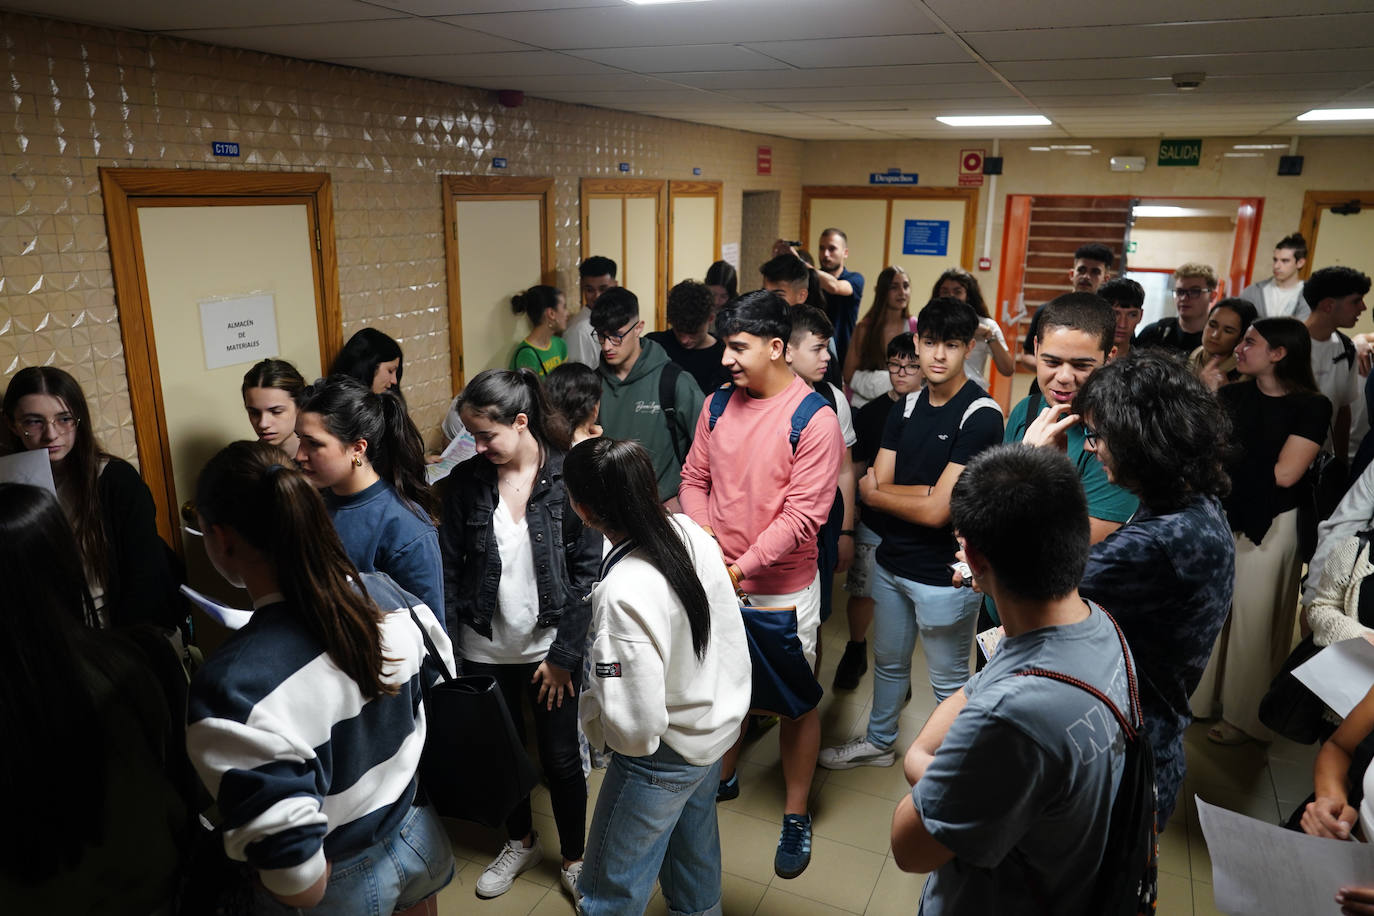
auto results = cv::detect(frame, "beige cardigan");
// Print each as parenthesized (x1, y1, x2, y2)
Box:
(1306, 533, 1374, 647)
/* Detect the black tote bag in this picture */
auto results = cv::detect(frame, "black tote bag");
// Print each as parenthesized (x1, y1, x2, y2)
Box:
(408, 610, 539, 828)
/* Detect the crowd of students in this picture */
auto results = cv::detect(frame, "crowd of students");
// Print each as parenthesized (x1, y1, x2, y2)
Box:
(3, 229, 1374, 915)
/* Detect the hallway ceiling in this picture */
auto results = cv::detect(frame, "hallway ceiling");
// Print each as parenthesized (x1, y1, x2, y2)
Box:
(9, 0, 1374, 140)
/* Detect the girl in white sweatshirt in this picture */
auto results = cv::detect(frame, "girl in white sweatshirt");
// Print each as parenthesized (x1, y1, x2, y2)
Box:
(565, 437, 752, 916)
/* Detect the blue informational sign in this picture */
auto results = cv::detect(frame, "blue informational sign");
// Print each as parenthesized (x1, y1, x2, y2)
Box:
(902, 219, 950, 256)
(618, 162, 631, 172)
(492, 156, 508, 168)
(692, 167, 702, 176)
(212, 141, 240, 157)
(870, 172, 917, 185)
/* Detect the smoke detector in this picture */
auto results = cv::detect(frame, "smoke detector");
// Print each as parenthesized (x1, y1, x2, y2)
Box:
(1171, 72, 1206, 91)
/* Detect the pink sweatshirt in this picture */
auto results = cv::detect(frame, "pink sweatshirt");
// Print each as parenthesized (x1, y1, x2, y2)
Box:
(679, 375, 844, 595)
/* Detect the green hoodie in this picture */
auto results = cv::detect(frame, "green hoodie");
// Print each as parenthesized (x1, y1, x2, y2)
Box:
(597, 337, 706, 501)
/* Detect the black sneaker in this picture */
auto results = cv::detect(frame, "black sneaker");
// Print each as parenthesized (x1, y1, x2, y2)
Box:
(774, 814, 813, 878)
(833, 640, 868, 690)
(716, 771, 740, 802)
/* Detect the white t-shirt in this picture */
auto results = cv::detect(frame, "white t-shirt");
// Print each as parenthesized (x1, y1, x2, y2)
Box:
(965, 317, 1006, 392)
(1311, 333, 1360, 411)
(1263, 283, 1305, 319)
(563, 308, 599, 368)
(461, 495, 554, 664)
(827, 382, 858, 448)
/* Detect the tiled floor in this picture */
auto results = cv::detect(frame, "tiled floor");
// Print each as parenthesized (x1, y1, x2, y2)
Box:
(431, 596, 1319, 915)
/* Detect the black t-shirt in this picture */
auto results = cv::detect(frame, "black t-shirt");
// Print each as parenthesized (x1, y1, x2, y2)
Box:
(854, 394, 898, 535)
(644, 331, 729, 394)
(874, 381, 1004, 584)
(1134, 317, 1202, 356)
(1219, 381, 1331, 543)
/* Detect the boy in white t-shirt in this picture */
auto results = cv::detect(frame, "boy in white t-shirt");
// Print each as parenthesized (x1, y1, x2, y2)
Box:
(1304, 266, 1371, 459)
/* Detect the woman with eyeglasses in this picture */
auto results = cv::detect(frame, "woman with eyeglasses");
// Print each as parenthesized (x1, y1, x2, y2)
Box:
(2, 366, 180, 629)
(1192, 317, 1333, 746)
(842, 266, 912, 408)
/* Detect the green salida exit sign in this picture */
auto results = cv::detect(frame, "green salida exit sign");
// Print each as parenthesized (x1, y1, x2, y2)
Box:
(1159, 138, 1202, 167)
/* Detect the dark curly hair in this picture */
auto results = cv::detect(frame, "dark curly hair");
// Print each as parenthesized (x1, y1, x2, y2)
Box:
(1074, 349, 1231, 513)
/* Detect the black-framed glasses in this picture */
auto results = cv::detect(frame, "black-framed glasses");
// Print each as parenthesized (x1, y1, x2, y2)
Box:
(886, 361, 920, 375)
(1173, 286, 1214, 299)
(18, 414, 78, 434)
(1082, 426, 1100, 448)
(593, 322, 639, 346)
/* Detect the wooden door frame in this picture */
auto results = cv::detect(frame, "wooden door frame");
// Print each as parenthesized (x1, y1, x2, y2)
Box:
(667, 179, 724, 286)
(799, 185, 981, 271)
(1300, 190, 1374, 279)
(99, 167, 341, 548)
(581, 178, 669, 329)
(441, 176, 556, 395)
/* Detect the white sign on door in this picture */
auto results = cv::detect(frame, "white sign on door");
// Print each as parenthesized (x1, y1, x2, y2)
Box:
(199, 294, 280, 370)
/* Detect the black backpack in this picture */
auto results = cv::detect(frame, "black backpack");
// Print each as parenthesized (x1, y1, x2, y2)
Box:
(659, 361, 688, 464)
(1015, 608, 1159, 916)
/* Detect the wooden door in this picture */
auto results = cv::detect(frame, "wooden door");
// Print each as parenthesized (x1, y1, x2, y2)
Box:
(668, 180, 723, 288)
(581, 179, 668, 330)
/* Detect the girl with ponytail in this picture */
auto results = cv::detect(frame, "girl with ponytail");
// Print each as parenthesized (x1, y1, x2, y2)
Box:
(295, 375, 443, 623)
(510, 284, 570, 376)
(439, 367, 601, 901)
(563, 437, 751, 916)
(188, 440, 455, 913)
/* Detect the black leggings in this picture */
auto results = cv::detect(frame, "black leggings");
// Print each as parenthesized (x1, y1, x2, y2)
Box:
(462, 659, 587, 861)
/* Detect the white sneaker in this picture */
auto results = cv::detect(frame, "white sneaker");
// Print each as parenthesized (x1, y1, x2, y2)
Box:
(561, 860, 583, 902)
(476, 835, 543, 899)
(818, 736, 895, 770)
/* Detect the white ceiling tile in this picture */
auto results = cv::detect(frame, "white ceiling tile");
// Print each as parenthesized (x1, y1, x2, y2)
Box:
(723, 84, 1021, 103)
(0, 0, 403, 31)
(562, 43, 791, 73)
(171, 17, 532, 60)
(369, 0, 616, 14)
(439, 0, 924, 48)
(966, 14, 1374, 62)
(999, 48, 1374, 81)
(455, 72, 686, 93)
(925, 0, 1374, 30)
(671, 63, 996, 90)
(329, 50, 617, 77)
(741, 34, 962, 69)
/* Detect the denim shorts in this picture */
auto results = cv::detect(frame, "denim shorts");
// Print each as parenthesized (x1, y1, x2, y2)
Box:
(254, 803, 454, 916)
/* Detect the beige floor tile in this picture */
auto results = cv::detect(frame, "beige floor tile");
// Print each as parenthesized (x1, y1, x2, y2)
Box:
(1267, 753, 1316, 801)
(822, 755, 914, 802)
(527, 887, 577, 915)
(727, 759, 826, 822)
(863, 856, 926, 916)
(1192, 881, 1226, 916)
(1158, 822, 1191, 879)
(768, 832, 886, 912)
(755, 885, 859, 916)
(1184, 784, 1281, 827)
(1156, 870, 1195, 916)
(442, 876, 551, 915)
(719, 808, 788, 881)
(811, 783, 901, 854)
(1186, 816, 1214, 883)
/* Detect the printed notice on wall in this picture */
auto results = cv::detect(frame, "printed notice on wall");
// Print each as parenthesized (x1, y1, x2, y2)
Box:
(200, 294, 280, 371)
(721, 242, 740, 271)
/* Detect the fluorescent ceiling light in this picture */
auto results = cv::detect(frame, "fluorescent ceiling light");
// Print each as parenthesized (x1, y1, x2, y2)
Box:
(624, 0, 709, 4)
(1050, 144, 1092, 150)
(1133, 206, 1190, 217)
(1224, 152, 1263, 158)
(1297, 108, 1374, 121)
(935, 115, 1052, 127)
(1028, 146, 1051, 151)
(1232, 143, 1289, 150)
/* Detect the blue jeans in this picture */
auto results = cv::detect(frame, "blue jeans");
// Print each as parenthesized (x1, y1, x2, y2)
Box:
(867, 565, 981, 749)
(255, 803, 454, 916)
(580, 744, 724, 916)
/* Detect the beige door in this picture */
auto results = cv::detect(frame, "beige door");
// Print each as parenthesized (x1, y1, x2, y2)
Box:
(668, 180, 723, 288)
(1301, 191, 1374, 338)
(442, 177, 555, 390)
(101, 168, 341, 602)
(804, 198, 888, 312)
(582, 179, 668, 331)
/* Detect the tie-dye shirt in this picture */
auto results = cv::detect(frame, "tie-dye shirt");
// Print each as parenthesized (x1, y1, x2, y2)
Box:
(1079, 494, 1235, 829)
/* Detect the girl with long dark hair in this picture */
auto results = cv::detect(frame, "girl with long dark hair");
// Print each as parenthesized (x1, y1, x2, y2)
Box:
(439, 368, 601, 902)
(187, 441, 455, 914)
(0, 483, 190, 912)
(933, 267, 1013, 390)
(566, 438, 751, 916)
(843, 266, 911, 406)
(295, 375, 443, 622)
(1193, 316, 1332, 745)
(242, 357, 306, 456)
(510, 284, 570, 376)
(330, 327, 404, 394)
(2, 366, 179, 628)
(704, 260, 738, 311)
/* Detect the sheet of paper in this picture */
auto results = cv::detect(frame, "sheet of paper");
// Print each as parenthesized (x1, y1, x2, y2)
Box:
(0, 448, 56, 494)
(181, 584, 254, 630)
(1196, 796, 1374, 915)
(975, 625, 1004, 661)
(425, 421, 476, 485)
(1293, 637, 1374, 718)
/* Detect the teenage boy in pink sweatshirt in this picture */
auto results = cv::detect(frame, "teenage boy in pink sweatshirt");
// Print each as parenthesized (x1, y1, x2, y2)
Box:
(679, 289, 846, 880)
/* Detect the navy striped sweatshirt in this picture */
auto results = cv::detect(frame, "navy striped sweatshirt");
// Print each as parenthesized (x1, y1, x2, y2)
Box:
(186, 573, 455, 897)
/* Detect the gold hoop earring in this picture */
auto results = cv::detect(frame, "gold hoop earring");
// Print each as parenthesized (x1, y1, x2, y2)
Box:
(352, 456, 363, 468)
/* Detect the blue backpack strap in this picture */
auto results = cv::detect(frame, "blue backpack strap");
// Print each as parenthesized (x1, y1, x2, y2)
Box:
(789, 390, 834, 453)
(707, 384, 734, 431)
